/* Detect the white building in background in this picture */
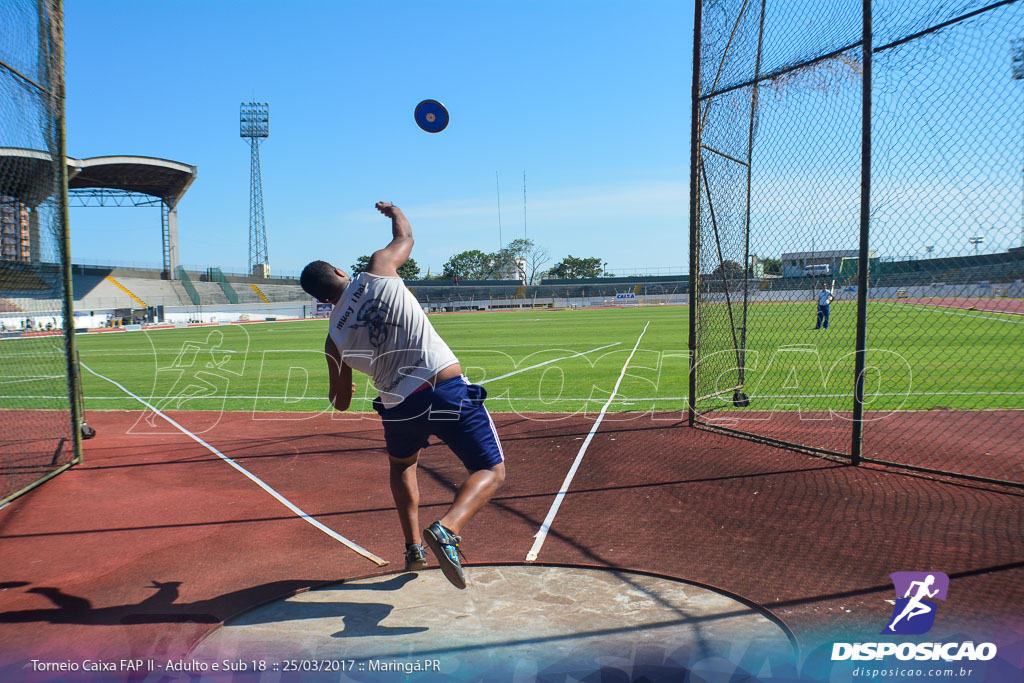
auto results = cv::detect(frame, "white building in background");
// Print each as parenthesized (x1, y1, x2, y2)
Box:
(780, 249, 876, 278)
(513, 256, 527, 282)
(488, 256, 527, 282)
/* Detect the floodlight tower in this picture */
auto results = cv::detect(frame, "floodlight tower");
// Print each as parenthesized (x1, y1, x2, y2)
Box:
(240, 102, 270, 277)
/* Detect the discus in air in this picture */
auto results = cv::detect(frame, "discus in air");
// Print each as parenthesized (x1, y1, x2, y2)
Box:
(414, 99, 449, 133)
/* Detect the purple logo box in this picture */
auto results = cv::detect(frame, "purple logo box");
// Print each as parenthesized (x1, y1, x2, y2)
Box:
(882, 571, 949, 635)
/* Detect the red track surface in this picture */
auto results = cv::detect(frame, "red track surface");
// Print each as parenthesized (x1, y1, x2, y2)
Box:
(1, 409, 1022, 678)
(698, 409, 1024, 483)
(896, 297, 1024, 315)
(0, 410, 76, 501)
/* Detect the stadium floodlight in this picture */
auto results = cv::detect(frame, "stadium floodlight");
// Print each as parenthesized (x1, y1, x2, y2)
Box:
(240, 102, 269, 138)
(240, 102, 270, 276)
(968, 235, 983, 255)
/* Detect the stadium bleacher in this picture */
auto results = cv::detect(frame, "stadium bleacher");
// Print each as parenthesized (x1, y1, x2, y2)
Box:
(865, 250, 1024, 287)
(0, 296, 21, 313)
(755, 250, 1024, 293)
(232, 283, 264, 304)
(187, 280, 230, 305)
(250, 282, 307, 303)
(405, 281, 690, 303)
(3, 249, 1020, 324)
(0, 262, 55, 291)
(64, 265, 308, 309)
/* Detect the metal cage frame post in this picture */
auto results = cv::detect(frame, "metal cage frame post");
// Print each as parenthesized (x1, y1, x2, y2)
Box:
(53, 0, 83, 467)
(687, 0, 703, 426)
(850, 0, 873, 465)
(738, 0, 768, 397)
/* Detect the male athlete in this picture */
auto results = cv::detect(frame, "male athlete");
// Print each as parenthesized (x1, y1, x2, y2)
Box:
(814, 284, 834, 330)
(299, 202, 505, 589)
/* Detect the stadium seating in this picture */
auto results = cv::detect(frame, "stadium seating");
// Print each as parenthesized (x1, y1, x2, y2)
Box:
(753, 251, 1024, 294)
(5, 250, 1019, 323)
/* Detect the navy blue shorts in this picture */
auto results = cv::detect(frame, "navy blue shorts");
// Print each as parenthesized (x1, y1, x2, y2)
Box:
(371, 376, 504, 470)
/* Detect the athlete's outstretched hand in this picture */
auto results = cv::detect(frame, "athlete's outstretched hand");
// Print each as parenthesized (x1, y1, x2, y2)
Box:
(375, 201, 401, 219)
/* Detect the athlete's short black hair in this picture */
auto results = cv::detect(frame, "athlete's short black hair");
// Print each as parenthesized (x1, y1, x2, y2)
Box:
(300, 260, 346, 302)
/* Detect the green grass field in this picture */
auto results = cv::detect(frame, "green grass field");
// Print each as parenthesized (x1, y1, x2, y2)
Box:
(1, 302, 1021, 414)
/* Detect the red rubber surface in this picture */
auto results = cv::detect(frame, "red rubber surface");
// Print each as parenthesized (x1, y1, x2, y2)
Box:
(1, 409, 1021, 677)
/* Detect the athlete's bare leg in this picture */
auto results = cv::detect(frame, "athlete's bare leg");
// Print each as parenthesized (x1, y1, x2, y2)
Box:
(439, 463, 506, 535)
(389, 452, 423, 545)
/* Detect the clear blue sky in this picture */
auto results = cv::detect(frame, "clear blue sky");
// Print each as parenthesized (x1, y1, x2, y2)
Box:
(63, 1, 693, 277)
(61, 1, 1024, 277)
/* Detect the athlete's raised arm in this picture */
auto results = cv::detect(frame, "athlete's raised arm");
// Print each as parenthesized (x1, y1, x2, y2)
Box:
(367, 202, 413, 277)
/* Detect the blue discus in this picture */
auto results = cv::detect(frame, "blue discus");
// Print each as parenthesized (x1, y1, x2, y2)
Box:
(414, 99, 449, 133)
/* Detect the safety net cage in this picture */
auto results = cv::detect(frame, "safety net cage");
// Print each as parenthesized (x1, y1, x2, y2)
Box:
(1, 0, 81, 504)
(690, 0, 1023, 487)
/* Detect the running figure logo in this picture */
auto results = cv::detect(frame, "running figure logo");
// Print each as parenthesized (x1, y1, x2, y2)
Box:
(883, 571, 949, 635)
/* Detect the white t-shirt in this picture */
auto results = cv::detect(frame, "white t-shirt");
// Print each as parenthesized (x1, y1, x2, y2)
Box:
(328, 272, 458, 408)
(818, 290, 831, 306)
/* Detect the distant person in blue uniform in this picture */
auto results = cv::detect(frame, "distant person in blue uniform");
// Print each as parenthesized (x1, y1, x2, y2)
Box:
(299, 202, 505, 590)
(814, 284, 834, 329)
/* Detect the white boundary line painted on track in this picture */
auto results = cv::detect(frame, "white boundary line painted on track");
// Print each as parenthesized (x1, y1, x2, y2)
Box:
(0, 375, 65, 385)
(893, 302, 1024, 325)
(478, 343, 621, 385)
(71, 343, 608, 357)
(525, 321, 650, 563)
(10, 390, 1024, 402)
(79, 361, 388, 566)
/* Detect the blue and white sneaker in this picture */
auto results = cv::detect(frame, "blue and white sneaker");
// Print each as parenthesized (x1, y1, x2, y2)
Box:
(404, 543, 428, 572)
(424, 522, 466, 589)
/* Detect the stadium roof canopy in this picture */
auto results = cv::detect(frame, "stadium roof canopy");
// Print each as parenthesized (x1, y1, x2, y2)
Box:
(0, 148, 59, 208)
(0, 148, 196, 208)
(69, 155, 196, 208)
(0, 148, 196, 277)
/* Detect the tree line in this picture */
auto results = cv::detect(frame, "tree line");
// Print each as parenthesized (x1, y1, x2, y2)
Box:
(349, 238, 610, 283)
(709, 258, 782, 278)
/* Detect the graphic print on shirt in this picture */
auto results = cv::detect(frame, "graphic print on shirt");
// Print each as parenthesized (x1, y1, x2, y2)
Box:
(350, 297, 401, 348)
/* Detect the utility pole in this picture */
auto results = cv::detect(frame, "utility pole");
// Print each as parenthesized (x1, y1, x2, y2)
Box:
(1013, 39, 1024, 247)
(522, 171, 527, 239)
(495, 171, 503, 251)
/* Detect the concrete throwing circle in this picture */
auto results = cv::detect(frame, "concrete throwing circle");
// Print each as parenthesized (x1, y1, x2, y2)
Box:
(192, 565, 794, 680)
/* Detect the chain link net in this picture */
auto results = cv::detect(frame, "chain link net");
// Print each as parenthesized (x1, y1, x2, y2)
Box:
(0, 0, 78, 503)
(693, 0, 1023, 485)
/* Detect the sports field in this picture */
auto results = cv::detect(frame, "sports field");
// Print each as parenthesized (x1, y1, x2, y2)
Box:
(3, 301, 1021, 415)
